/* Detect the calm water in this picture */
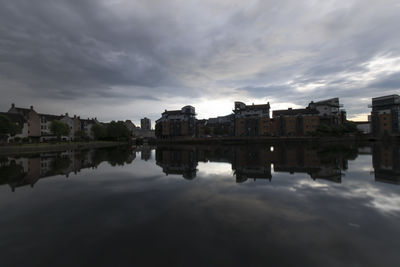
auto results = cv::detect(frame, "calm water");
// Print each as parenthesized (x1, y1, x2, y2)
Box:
(1, 143, 400, 267)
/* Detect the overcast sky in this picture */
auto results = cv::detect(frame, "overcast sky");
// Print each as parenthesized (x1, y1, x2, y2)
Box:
(0, 0, 399, 125)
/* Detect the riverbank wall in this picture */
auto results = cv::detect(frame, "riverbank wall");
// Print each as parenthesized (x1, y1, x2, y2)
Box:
(0, 141, 128, 155)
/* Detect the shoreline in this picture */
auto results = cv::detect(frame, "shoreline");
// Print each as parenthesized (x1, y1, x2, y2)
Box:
(0, 141, 129, 155)
(153, 135, 397, 145)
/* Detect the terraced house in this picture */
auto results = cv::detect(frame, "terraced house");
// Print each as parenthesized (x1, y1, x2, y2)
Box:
(2, 104, 100, 142)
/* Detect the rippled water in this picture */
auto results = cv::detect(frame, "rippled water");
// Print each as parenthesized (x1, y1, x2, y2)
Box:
(0, 143, 399, 267)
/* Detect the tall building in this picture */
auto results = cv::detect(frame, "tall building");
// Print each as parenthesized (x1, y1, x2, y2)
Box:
(141, 117, 151, 130)
(370, 94, 400, 137)
(155, 106, 196, 139)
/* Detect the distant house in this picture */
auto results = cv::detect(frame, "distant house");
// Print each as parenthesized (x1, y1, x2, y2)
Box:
(155, 106, 196, 139)
(8, 104, 41, 141)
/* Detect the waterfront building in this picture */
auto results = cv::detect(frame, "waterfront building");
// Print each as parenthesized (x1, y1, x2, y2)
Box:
(272, 107, 320, 136)
(8, 104, 41, 140)
(272, 98, 346, 136)
(155, 105, 196, 139)
(60, 113, 76, 141)
(38, 113, 62, 141)
(370, 94, 400, 137)
(233, 102, 271, 136)
(81, 118, 97, 139)
(205, 114, 235, 137)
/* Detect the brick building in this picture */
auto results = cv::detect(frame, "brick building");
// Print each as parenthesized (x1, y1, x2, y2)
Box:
(233, 102, 271, 137)
(370, 95, 400, 137)
(155, 105, 196, 139)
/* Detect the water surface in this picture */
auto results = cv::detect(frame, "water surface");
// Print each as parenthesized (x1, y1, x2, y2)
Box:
(0, 143, 399, 266)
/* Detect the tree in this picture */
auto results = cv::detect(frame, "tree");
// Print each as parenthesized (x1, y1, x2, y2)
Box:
(106, 121, 130, 141)
(0, 114, 21, 142)
(74, 130, 88, 141)
(50, 120, 70, 140)
(91, 123, 107, 140)
(315, 121, 362, 137)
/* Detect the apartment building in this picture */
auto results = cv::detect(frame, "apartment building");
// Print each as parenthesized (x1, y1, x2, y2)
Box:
(272, 107, 320, 136)
(155, 106, 196, 139)
(233, 102, 271, 136)
(370, 95, 400, 137)
(272, 98, 346, 136)
(205, 114, 235, 137)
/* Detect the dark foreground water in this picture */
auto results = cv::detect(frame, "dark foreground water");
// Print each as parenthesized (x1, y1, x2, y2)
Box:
(1, 143, 400, 267)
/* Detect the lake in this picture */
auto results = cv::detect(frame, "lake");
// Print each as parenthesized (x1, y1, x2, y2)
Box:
(0, 143, 399, 267)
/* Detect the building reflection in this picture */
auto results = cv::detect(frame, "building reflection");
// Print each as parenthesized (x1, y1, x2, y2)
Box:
(0, 147, 136, 191)
(373, 143, 400, 185)
(155, 147, 198, 179)
(155, 143, 399, 185)
(2, 143, 399, 190)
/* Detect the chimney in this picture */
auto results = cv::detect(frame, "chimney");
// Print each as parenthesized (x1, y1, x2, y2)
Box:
(74, 115, 76, 119)
(78, 116, 80, 119)
(65, 112, 68, 117)
(11, 103, 15, 108)
(30, 106, 34, 110)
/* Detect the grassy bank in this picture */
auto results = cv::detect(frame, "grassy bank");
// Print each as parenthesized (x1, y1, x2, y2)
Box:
(0, 141, 129, 155)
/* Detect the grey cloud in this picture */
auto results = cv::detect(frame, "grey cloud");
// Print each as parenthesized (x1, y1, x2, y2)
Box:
(0, 0, 400, 120)
(368, 72, 400, 90)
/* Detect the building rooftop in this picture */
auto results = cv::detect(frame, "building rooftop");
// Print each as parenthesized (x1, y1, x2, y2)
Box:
(39, 113, 62, 121)
(273, 107, 319, 117)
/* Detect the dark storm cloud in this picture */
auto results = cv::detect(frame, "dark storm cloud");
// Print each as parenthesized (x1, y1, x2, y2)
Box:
(0, 0, 399, 120)
(0, 0, 193, 100)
